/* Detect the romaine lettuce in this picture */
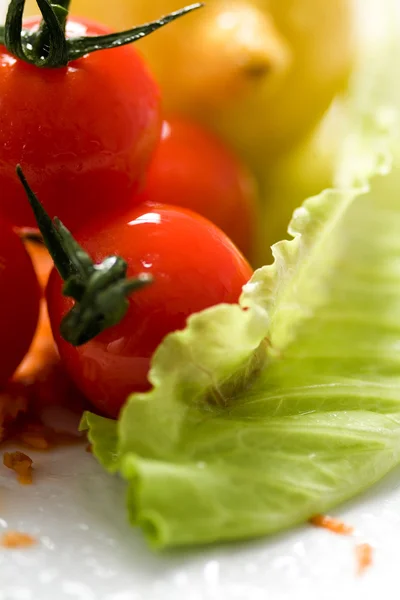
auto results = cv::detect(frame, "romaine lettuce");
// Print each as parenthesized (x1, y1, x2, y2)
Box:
(82, 20, 400, 549)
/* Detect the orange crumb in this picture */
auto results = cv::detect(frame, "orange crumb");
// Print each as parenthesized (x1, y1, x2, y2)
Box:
(15, 299, 58, 384)
(17, 431, 50, 450)
(1, 531, 36, 548)
(17, 241, 57, 384)
(310, 514, 354, 535)
(24, 240, 53, 290)
(13, 422, 82, 451)
(3, 451, 33, 484)
(86, 444, 92, 453)
(356, 543, 373, 575)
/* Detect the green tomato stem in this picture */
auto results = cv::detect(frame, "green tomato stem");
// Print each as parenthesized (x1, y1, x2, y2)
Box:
(33, 1, 71, 61)
(4, 0, 69, 66)
(17, 166, 71, 280)
(16, 166, 153, 346)
(0, 0, 203, 68)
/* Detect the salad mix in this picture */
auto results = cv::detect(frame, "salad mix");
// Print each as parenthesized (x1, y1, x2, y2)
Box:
(0, 0, 399, 552)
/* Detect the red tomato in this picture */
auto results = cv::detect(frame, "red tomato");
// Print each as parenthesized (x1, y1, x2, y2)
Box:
(0, 17, 161, 229)
(46, 203, 253, 418)
(0, 221, 40, 384)
(140, 117, 258, 258)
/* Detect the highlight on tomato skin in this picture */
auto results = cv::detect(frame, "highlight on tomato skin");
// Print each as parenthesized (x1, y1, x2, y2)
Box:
(46, 203, 253, 418)
(0, 15, 162, 229)
(0, 220, 40, 385)
(140, 116, 259, 260)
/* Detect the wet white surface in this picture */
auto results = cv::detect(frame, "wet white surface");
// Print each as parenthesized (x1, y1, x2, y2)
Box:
(1, 443, 400, 600)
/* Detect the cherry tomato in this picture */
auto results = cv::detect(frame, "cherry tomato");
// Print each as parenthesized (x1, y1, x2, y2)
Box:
(46, 203, 253, 418)
(140, 117, 258, 258)
(0, 16, 161, 228)
(0, 221, 40, 384)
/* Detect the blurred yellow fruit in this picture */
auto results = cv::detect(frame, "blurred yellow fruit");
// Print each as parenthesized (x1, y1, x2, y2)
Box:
(24, 0, 355, 176)
(254, 102, 345, 265)
(21, 0, 354, 261)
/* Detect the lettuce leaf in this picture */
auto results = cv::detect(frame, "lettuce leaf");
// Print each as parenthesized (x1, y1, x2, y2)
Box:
(82, 24, 400, 548)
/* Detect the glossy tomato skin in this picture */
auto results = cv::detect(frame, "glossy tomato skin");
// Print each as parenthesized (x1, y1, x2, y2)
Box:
(0, 17, 161, 229)
(0, 220, 40, 384)
(46, 203, 253, 418)
(140, 117, 258, 258)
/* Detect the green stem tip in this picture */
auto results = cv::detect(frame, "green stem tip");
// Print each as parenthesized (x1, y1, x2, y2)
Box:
(0, 0, 203, 68)
(16, 165, 153, 346)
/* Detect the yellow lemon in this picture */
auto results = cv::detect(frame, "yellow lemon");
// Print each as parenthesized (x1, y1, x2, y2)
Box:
(30, 0, 354, 176)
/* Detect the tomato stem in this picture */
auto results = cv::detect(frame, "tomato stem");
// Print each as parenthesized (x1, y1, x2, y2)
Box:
(4, 0, 69, 66)
(0, 0, 203, 68)
(33, 0, 71, 61)
(16, 166, 153, 345)
(17, 166, 71, 279)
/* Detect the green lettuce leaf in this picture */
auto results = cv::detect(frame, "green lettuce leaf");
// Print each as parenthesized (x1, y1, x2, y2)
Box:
(81, 18, 400, 548)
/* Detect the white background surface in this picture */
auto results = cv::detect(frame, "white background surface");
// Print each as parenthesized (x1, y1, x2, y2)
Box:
(2, 441, 400, 600)
(1, 0, 400, 599)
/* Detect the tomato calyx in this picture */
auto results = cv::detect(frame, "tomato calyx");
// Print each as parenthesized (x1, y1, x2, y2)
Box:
(16, 166, 153, 346)
(0, 0, 202, 68)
